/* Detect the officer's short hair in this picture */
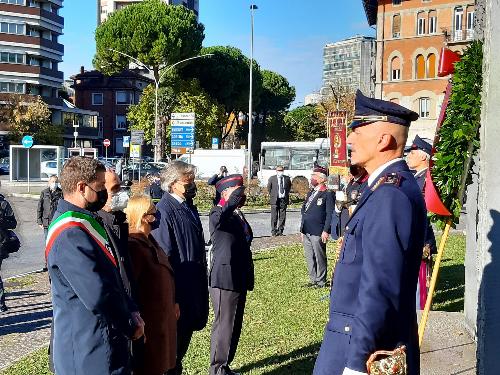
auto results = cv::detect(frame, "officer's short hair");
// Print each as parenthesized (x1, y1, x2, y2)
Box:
(160, 160, 197, 192)
(60, 157, 106, 194)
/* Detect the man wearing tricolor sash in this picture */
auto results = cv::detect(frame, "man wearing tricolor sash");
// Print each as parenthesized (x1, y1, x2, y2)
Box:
(46, 157, 144, 375)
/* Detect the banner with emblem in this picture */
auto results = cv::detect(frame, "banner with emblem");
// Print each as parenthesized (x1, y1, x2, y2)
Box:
(327, 111, 349, 176)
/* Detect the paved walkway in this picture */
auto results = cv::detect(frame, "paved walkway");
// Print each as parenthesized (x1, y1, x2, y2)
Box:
(0, 234, 477, 373)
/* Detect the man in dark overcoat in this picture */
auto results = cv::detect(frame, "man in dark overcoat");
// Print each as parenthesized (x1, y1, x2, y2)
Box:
(300, 166, 334, 288)
(209, 175, 254, 375)
(152, 160, 209, 375)
(37, 175, 62, 239)
(46, 157, 144, 375)
(267, 165, 292, 236)
(313, 90, 427, 375)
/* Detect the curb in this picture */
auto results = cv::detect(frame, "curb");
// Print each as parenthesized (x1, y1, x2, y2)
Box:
(6, 268, 46, 281)
(9, 193, 40, 199)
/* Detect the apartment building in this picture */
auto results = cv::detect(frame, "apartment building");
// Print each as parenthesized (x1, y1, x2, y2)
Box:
(97, 0, 199, 25)
(362, 0, 474, 139)
(321, 35, 376, 98)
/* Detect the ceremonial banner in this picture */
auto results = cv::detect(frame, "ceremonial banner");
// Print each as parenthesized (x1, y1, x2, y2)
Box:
(328, 111, 349, 176)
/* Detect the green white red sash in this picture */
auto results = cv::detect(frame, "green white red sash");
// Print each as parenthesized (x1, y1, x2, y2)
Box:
(45, 211, 117, 267)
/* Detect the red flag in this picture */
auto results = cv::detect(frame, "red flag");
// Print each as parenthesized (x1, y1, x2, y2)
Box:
(424, 82, 453, 216)
(438, 48, 461, 77)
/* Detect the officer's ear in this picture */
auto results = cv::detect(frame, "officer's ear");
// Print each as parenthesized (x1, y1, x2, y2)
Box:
(76, 181, 87, 195)
(377, 133, 397, 152)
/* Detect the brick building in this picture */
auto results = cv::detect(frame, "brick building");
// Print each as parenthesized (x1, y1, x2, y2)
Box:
(71, 68, 152, 156)
(362, 0, 475, 139)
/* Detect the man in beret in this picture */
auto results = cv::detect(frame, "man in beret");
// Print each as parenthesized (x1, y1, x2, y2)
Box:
(313, 90, 426, 375)
(300, 166, 334, 288)
(407, 135, 437, 310)
(209, 175, 254, 375)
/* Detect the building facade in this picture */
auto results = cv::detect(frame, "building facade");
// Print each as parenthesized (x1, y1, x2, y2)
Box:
(321, 35, 376, 98)
(97, 0, 199, 25)
(362, 0, 475, 139)
(71, 68, 152, 156)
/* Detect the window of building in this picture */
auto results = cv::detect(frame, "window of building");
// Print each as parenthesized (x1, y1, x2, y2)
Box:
(415, 55, 426, 79)
(116, 115, 127, 130)
(428, 11, 437, 34)
(417, 13, 426, 35)
(393, 0, 402, 5)
(454, 7, 464, 41)
(390, 56, 401, 81)
(92, 93, 103, 105)
(0, 82, 24, 93)
(28, 0, 41, 7)
(97, 117, 103, 138)
(0, 22, 24, 35)
(466, 8, 475, 40)
(419, 98, 430, 118)
(392, 14, 401, 38)
(116, 91, 133, 105)
(0, 51, 23, 64)
(0, 0, 24, 5)
(427, 53, 436, 78)
(115, 137, 124, 155)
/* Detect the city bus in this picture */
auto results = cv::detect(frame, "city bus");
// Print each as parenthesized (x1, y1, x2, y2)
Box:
(257, 138, 330, 186)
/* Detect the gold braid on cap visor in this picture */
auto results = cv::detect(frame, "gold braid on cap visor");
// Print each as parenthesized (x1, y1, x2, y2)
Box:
(352, 115, 389, 122)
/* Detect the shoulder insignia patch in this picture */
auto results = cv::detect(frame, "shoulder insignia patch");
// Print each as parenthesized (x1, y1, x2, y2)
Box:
(371, 172, 402, 191)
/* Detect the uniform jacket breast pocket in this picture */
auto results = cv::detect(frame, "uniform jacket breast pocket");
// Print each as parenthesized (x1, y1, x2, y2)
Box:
(340, 220, 358, 264)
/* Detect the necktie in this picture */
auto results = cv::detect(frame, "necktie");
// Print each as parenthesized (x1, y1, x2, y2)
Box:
(279, 176, 285, 195)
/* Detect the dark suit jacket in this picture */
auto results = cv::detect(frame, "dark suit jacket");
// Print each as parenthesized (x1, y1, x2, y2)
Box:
(300, 187, 334, 236)
(267, 174, 292, 205)
(152, 193, 209, 331)
(313, 160, 426, 375)
(209, 202, 254, 293)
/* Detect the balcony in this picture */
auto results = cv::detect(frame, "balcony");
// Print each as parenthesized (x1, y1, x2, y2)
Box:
(443, 28, 475, 44)
(0, 4, 64, 26)
(0, 33, 64, 54)
(0, 63, 63, 80)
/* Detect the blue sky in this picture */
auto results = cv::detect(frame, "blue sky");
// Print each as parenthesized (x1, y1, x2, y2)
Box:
(60, 1, 374, 106)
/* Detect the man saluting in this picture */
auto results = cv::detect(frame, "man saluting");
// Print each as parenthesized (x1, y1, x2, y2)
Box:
(313, 90, 427, 375)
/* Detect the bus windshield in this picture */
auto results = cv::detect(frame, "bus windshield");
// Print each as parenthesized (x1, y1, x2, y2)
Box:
(289, 149, 317, 170)
(262, 148, 290, 169)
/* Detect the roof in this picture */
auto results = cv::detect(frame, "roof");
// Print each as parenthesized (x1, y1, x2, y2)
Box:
(362, 0, 378, 26)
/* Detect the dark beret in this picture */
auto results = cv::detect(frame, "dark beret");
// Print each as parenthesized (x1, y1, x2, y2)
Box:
(411, 135, 432, 155)
(350, 90, 419, 129)
(215, 174, 244, 193)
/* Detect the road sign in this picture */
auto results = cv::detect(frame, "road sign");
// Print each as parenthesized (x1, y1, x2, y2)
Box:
(171, 133, 195, 140)
(171, 112, 195, 120)
(21, 135, 34, 148)
(212, 137, 219, 150)
(103, 139, 111, 147)
(130, 144, 141, 158)
(123, 136, 130, 148)
(171, 147, 195, 154)
(131, 130, 144, 145)
(171, 140, 195, 147)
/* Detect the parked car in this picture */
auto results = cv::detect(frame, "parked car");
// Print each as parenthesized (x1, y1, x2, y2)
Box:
(0, 157, 9, 175)
(41, 160, 58, 179)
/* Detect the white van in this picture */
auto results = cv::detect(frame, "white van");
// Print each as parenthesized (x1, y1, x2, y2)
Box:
(177, 149, 247, 179)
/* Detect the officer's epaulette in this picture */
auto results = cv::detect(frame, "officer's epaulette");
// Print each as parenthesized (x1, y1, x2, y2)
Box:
(371, 172, 402, 191)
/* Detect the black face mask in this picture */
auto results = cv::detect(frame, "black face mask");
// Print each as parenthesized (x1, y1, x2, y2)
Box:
(85, 186, 108, 212)
(150, 211, 161, 231)
(184, 183, 197, 200)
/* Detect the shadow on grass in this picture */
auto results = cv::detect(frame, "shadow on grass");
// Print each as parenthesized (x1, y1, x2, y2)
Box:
(433, 262, 465, 312)
(235, 342, 321, 374)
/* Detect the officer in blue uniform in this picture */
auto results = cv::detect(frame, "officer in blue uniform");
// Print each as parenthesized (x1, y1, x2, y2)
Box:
(313, 90, 427, 375)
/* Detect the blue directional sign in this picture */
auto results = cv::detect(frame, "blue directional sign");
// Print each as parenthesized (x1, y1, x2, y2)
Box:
(22, 135, 34, 148)
(171, 113, 195, 153)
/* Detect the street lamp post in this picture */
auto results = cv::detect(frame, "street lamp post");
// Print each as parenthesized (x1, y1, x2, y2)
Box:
(247, 4, 258, 186)
(107, 49, 213, 162)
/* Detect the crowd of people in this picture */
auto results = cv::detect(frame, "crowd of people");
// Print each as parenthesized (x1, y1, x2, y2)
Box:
(0, 90, 437, 375)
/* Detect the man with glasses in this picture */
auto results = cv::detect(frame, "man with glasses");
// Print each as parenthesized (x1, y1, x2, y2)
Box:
(152, 160, 209, 375)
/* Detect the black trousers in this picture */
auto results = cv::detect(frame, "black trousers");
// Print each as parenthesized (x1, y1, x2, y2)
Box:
(271, 198, 287, 234)
(0, 258, 5, 308)
(209, 287, 247, 375)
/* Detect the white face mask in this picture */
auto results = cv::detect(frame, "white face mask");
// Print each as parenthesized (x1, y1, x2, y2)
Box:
(276, 171, 284, 177)
(110, 190, 129, 211)
(49, 182, 59, 190)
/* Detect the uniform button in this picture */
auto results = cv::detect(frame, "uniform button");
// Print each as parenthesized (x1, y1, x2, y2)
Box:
(344, 326, 350, 332)
(345, 226, 349, 231)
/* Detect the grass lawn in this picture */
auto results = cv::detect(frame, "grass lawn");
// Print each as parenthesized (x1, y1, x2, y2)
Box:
(1, 234, 465, 374)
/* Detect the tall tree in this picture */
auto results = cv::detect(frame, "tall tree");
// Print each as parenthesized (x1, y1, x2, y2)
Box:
(179, 45, 263, 143)
(94, 0, 205, 82)
(284, 105, 325, 141)
(254, 70, 296, 146)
